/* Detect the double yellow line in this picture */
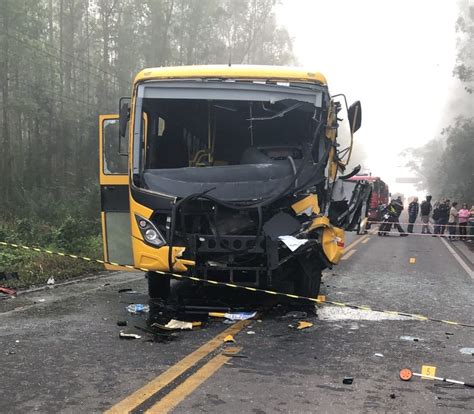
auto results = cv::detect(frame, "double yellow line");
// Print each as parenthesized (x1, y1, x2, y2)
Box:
(106, 320, 250, 413)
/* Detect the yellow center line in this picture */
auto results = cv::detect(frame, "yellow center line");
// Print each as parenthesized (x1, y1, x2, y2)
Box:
(342, 234, 368, 256)
(145, 348, 241, 414)
(361, 237, 370, 244)
(105, 320, 250, 413)
(341, 249, 357, 260)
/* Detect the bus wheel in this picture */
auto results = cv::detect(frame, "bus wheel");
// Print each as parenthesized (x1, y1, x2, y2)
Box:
(147, 272, 170, 300)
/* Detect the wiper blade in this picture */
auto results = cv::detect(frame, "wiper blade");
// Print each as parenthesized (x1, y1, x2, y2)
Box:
(247, 102, 304, 121)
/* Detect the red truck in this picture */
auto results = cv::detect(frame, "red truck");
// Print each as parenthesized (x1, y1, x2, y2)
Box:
(348, 175, 389, 227)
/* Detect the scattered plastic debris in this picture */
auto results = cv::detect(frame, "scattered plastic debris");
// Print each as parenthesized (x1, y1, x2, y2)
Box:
(209, 311, 257, 321)
(318, 307, 409, 321)
(224, 335, 236, 343)
(223, 319, 236, 324)
(247, 331, 256, 335)
(126, 304, 150, 314)
(283, 311, 307, 319)
(296, 321, 313, 330)
(47, 277, 55, 285)
(400, 335, 421, 342)
(460, 348, 474, 355)
(343, 377, 354, 385)
(0, 286, 16, 296)
(119, 288, 139, 294)
(117, 321, 128, 327)
(38, 299, 46, 303)
(374, 353, 384, 358)
(390, 393, 396, 399)
(278, 235, 309, 251)
(164, 319, 193, 330)
(119, 331, 141, 339)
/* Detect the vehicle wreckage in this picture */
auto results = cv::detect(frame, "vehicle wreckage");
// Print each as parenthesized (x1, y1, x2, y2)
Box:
(99, 65, 370, 299)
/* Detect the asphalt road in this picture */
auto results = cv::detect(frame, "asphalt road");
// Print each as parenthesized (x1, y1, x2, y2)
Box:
(0, 229, 473, 413)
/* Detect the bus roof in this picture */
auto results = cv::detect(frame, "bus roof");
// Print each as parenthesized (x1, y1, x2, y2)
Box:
(134, 65, 327, 86)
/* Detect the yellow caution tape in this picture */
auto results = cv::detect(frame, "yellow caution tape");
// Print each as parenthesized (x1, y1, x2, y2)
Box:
(1, 241, 473, 328)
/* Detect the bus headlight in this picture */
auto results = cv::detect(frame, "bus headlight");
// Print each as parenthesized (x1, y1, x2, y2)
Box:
(135, 215, 166, 247)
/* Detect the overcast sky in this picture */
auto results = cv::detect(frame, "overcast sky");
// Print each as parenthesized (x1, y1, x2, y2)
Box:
(277, 0, 469, 196)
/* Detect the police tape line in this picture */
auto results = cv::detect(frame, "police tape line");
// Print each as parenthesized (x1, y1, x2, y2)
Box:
(372, 230, 473, 238)
(1, 240, 473, 328)
(370, 221, 473, 229)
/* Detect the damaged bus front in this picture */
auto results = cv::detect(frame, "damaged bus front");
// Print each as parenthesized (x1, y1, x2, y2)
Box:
(99, 66, 364, 300)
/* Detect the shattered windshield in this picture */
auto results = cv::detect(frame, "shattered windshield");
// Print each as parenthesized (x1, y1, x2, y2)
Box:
(132, 81, 327, 180)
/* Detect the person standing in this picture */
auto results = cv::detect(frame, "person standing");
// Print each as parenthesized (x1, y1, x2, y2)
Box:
(458, 203, 469, 241)
(407, 197, 419, 233)
(420, 195, 432, 234)
(448, 202, 459, 240)
(432, 201, 441, 235)
(388, 196, 408, 236)
(469, 206, 474, 243)
(438, 199, 450, 236)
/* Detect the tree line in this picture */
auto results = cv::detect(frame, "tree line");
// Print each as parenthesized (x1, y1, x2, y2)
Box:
(404, 0, 473, 205)
(0, 0, 293, 230)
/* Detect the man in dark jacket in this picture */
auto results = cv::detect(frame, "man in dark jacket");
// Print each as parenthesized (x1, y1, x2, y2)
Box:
(387, 196, 408, 236)
(407, 197, 419, 233)
(420, 195, 432, 234)
(434, 199, 450, 236)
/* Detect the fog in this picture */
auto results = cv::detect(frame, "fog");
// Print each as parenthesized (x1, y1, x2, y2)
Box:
(278, 0, 471, 198)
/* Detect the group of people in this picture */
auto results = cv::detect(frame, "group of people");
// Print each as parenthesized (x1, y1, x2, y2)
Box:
(407, 195, 474, 241)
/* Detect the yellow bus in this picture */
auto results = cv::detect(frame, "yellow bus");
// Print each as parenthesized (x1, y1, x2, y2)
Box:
(99, 65, 364, 300)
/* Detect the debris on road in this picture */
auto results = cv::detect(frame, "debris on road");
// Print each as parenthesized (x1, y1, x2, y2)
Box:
(134, 325, 177, 341)
(126, 304, 150, 314)
(119, 288, 139, 294)
(318, 306, 409, 321)
(247, 331, 256, 335)
(0, 286, 16, 296)
(400, 335, 421, 342)
(209, 311, 257, 321)
(224, 335, 236, 343)
(47, 276, 55, 285)
(295, 321, 313, 330)
(164, 319, 193, 330)
(37, 299, 46, 303)
(283, 311, 307, 319)
(374, 353, 384, 358)
(460, 347, 474, 355)
(117, 320, 128, 327)
(119, 331, 141, 339)
(343, 377, 354, 385)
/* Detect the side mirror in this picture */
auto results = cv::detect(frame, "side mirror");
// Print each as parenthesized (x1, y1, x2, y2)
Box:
(119, 101, 130, 138)
(348, 101, 362, 134)
(118, 97, 130, 156)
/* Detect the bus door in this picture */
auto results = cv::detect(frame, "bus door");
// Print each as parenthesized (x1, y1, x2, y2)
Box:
(99, 114, 133, 269)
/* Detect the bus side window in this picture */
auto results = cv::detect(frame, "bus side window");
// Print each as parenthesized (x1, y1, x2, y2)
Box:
(103, 119, 128, 175)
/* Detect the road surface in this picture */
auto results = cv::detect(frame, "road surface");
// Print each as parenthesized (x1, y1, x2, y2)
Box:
(0, 231, 473, 413)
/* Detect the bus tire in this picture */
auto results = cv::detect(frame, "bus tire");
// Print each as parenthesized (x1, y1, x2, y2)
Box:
(147, 271, 170, 300)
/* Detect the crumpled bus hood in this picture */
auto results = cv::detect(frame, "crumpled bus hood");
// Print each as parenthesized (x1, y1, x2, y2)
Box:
(142, 163, 325, 202)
